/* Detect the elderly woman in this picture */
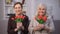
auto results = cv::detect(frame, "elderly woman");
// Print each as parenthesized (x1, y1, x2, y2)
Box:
(28, 4, 55, 34)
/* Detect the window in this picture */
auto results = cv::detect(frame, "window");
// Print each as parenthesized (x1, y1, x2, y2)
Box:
(3, 0, 27, 20)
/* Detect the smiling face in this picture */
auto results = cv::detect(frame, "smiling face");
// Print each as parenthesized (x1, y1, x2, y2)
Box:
(14, 4, 22, 15)
(37, 4, 46, 16)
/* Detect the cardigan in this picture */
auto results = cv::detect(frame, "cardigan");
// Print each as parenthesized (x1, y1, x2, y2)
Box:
(28, 16, 55, 34)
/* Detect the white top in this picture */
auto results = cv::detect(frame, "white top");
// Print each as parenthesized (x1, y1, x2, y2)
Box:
(18, 31, 21, 34)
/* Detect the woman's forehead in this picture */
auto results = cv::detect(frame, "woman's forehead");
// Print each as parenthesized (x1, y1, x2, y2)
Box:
(37, 4, 46, 9)
(38, 6, 46, 8)
(15, 4, 21, 7)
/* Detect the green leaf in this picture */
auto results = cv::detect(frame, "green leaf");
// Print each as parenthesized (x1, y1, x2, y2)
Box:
(15, 18, 23, 23)
(37, 19, 44, 24)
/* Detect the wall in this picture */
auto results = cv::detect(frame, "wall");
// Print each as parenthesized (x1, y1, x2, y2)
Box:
(34, 0, 60, 20)
(0, 0, 7, 34)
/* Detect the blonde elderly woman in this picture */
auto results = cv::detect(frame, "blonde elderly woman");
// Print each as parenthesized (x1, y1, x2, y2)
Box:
(28, 4, 55, 34)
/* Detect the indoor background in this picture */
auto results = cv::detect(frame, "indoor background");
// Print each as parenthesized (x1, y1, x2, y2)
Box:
(0, 0, 60, 34)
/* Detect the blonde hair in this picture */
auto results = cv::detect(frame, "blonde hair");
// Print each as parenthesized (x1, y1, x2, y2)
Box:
(35, 3, 48, 17)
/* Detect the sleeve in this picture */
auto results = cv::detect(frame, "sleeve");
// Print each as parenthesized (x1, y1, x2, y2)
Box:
(7, 16, 16, 34)
(28, 19, 34, 34)
(23, 16, 29, 31)
(45, 16, 55, 32)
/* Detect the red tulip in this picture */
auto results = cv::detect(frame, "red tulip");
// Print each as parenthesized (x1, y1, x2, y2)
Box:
(15, 15, 25, 19)
(15, 16, 20, 18)
(38, 16, 43, 19)
(20, 15, 23, 18)
(43, 16, 47, 21)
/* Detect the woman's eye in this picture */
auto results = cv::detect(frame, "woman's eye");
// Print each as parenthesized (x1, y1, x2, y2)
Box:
(39, 8, 41, 10)
(15, 7, 17, 9)
(18, 7, 20, 8)
(42, 9, 45, 10)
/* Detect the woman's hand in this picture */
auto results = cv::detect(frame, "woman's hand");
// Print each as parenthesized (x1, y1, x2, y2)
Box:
(33, 27, 41, 31)
(14, 22, 23, 31)
(14, 26, 20, 31)
(17, 22, 22, 27)
(44, 26, 50, 32)
(33, 24, 45, 31)
(38, 24, 45, 29)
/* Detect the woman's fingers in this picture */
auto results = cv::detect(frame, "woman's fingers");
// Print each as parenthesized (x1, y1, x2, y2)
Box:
(17, 23, 22, 27)
(34, 26, 41, 31)
(16, 23, 23, 30)
(38, 24, 45, 29)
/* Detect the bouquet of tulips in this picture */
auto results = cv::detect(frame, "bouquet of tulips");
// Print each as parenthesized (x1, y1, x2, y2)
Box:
(11, 15, 25, 23)
(15, 15, 25, 22)
(11, 15, 25, 31)
(35, 15, 47, 24)
(35, 15, 47, 31)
